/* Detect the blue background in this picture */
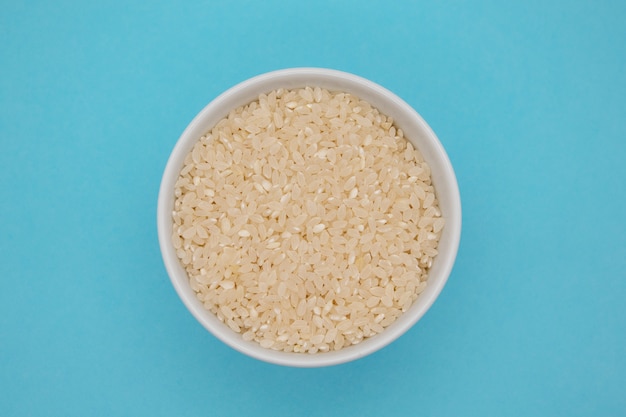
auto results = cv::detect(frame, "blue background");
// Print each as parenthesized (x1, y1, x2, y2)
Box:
(2, 1, 625, 415)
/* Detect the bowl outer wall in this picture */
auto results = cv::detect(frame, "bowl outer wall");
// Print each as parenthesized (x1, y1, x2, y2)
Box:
(157, 68, 462, 367)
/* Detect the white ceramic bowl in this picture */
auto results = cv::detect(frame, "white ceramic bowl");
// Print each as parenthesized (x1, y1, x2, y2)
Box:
(157, 68, 461, 367)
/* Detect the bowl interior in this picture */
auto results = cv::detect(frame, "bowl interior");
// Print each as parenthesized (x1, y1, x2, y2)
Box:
(157, 68, 461, 367)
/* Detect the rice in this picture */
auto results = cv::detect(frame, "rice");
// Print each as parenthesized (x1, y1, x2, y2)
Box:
(172, 87, 443, 353)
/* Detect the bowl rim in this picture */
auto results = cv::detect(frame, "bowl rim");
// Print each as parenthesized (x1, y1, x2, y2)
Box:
(157, 67, 462, 367)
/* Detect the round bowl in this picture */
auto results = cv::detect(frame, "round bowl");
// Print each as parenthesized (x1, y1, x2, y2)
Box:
(157, 68, 461, 367)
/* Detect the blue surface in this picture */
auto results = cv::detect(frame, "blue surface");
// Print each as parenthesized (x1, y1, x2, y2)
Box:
(1, 1, 625, 416)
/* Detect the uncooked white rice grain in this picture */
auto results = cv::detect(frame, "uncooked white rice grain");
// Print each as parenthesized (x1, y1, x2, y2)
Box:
(172, 88, 444, 353)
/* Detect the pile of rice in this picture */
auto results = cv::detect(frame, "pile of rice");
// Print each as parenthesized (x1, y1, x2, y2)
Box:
(172, 87, 443, 353)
